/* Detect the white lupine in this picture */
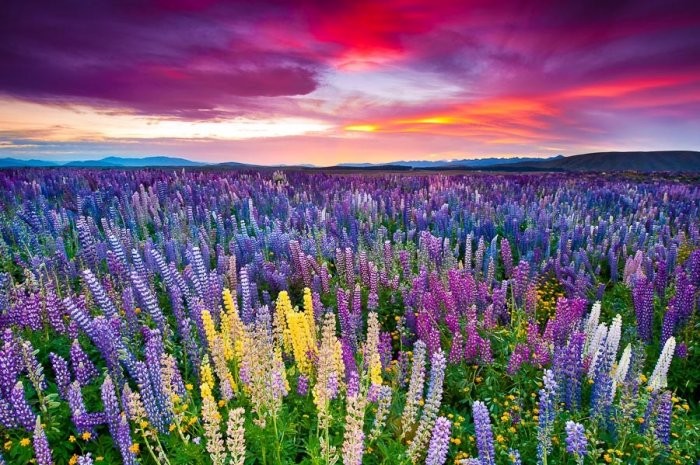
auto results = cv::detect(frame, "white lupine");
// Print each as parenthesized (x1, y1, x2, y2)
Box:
(605, 314, 622, 358)
(587, 323, 608, 379)
(610, 343, 632, 401)
(584, 301, 601, 350)
(648, 337, 676, 392)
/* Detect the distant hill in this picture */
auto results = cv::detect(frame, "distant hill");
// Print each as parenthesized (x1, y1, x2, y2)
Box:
(2, 151, 699, 171)
(0, 158, 58, 168)
(338, 156, 558, 169)
(503, 151, 700, 172)
(2, 156, 207, 168)
(100, 156, 206, 167)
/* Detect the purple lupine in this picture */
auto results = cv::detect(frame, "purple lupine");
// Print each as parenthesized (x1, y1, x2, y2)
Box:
(425, 416, 451, 465)
(71, 340, 98, 386)
(555, 331, 585, 410)
(33, 418, 53, 465)
(473, 401, 496, 465)
(655, 391, 672, 446)
(11, 381, 36, 430)
(101, 376, 137, 465)
(82, 269, 119, 320)
(564, 421, 587, 463)
(44, 282, 66, 334)
(49, 353, 71, 399)
(144, 330, 172, 425)
(633, 276, 654, 343)
(130, 270, 167, 333)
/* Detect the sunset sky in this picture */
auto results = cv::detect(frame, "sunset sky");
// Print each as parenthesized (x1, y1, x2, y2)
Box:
(1, 0, 699, 165)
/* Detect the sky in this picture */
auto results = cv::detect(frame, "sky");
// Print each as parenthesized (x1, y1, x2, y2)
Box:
(1, 0, 699, 165)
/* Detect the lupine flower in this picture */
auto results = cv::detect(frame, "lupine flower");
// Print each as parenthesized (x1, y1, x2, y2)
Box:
(564, 421, 587, 464)
(49, 353, 71, 399)
(633, 276, 654, 343)
(648, 337, 676, 392)
(201, 380, 226, 465)
(655, 391, 673, 446)
(472, 401, 496, 465)
(537, 370, 558, 465)
(425, 416, 451, 465)
(226, 407, 246, 465)
(70, 340, 98, 386)
(33, 417, 53, 465)
(368, 385, 392, 442)
(401, 340, 427, 438)
(341, 383, 367, 465)
(407, 349, 447, 463)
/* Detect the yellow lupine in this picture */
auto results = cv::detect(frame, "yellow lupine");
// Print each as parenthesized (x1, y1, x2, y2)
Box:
(201, 355, 215, 389)
(201, 310, 218, 349)
(222, 288, 245, 361)
(366, 311, 383, 386)
(302, 287, 316, 346)
(286, 307, 315, 374)
(275, 291, 294, 352)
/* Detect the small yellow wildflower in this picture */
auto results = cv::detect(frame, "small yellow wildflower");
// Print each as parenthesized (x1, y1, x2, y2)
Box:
(69, 455, 79, 465)
(185, 383, 193, 391)
(69, 435, 77, 443)
(20, 438, 31, 447)
(129, 443, 140, 454)
(4, 441, 12, 451)
(82, 431, 92, 441)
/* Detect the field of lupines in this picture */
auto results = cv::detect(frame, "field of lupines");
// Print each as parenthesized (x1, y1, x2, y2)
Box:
(0, 169, 699, 465)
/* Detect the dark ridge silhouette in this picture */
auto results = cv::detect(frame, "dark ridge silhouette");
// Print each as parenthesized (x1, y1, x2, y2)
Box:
(502, 151, 700, 172)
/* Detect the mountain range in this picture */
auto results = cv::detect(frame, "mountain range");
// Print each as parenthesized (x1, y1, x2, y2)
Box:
(1, 151, 699, 172)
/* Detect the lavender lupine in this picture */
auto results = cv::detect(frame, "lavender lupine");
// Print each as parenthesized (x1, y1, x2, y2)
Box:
(537, 370, 558, 465)
(425, 416, 451, 465)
